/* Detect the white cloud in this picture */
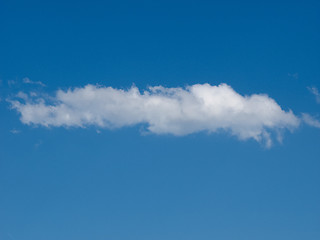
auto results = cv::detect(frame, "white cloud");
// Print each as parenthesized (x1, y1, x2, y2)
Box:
(23, 77, 46, 87)
(10, 129, 20, 134)
(308, 86, 320, 104)
(302, 113, 320, 128)
(9, 83, 300, 146)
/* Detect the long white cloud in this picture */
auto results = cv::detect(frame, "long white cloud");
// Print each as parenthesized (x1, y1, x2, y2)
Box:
(9, 83, 300, 146)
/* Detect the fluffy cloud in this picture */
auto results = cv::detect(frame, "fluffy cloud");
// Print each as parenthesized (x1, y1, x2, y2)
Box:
(9, 83, 300, 146)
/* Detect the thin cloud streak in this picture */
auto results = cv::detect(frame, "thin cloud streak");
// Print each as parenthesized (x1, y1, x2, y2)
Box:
(302, 113, 320, 128)
(23, 77, 46, 87)
(308, 86, 320, 104)
(10, 129, 20, 134)
(9, 83, 300, 146)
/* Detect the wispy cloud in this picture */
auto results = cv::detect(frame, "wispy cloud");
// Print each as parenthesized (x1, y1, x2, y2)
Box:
(10, 129, 21, 134)
(302, 113, 320, 128)
(288, 73, 299, 79)
(7, 80, 17, 87)
(23, 77, 46, 87)
(9, 83, 300, 146)
(307, 86, 320, 104)
(34, 140, 43, 148)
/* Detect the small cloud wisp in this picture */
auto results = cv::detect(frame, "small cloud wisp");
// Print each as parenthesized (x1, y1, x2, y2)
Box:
(302, 113, 320, 128)
(23, 77, 46, 87)
(308, 86, 320, 104)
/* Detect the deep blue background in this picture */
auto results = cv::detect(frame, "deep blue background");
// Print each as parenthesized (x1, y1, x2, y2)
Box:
(1, 0, 320, 239)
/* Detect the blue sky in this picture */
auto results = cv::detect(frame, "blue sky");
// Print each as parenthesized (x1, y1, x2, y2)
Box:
(1, 0, 320, 239)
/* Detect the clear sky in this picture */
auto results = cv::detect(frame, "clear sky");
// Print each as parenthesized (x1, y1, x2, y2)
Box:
(1, 0, 320, 239)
